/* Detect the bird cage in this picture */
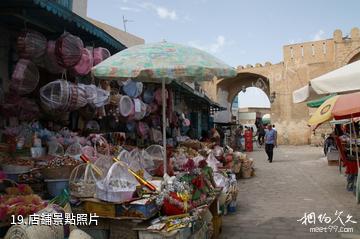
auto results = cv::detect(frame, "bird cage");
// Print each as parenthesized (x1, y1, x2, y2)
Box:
(16, 30, 47, 60)
(10, 59, 39, 95)
(93, 47, 111, 66)
(55, 32, 84, 68)
(69, 163, 104, 198)
(95, 162, 138, 203)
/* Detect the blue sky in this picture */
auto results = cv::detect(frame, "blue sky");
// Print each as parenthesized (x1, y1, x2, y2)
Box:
(87, 0, 359, 107)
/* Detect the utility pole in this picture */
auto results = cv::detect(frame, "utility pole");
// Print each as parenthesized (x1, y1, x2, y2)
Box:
(122, 15, 133, 32)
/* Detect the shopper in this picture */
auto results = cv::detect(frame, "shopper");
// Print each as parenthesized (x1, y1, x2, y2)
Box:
(265, 124, 277, 163)
(258, 125, 265, 145)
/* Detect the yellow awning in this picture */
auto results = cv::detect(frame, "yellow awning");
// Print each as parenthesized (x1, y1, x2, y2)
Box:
(308, 95, 340, 126)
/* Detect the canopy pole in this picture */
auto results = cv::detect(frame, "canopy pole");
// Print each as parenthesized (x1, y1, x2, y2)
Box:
(351, 119, 360, 203)
(162, 78, 167, 176)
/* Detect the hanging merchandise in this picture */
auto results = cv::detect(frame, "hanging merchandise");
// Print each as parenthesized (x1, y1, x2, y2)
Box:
(16, 30, 47, 60)
(55, 32, 84, 68)
(93, 47, 111, 66)
(83, 85, 110, 108)
(10, 59, 39, 95)
(137, 121, 150, 139)
(119, 95, 134, 117)
(122, 79, 143, 98)
(71, 48, 94, 76)
(154, 88, 168, 105)
(133, 99, 148, 120)
(44, 40, 65, 74)
(149, 103, 159, 114)
(95, 161, 139, 203)
(126, 121, 136, 132)
(143, 88, 155, 104)
(40, 80, 88, 112)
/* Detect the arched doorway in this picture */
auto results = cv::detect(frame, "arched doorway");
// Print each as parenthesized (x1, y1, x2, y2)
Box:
(215, 72, 271, 124)
(231, 87, 271, 126)
(348, 51, 360, 64)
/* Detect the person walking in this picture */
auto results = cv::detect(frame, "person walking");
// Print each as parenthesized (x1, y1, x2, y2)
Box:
(265, 124, 277, 163)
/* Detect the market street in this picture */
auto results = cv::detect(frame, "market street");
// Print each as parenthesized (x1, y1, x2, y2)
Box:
(221, 145, 360, 239)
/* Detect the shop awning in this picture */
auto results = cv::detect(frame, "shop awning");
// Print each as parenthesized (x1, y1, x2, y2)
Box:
(171, 81, 226, 113)
(306, 94, 337, 108)
(0, 0, 126, 53)
(293, 60, 360, 103)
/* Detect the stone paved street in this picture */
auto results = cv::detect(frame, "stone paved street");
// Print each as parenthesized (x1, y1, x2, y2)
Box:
(221, 145, 360, 239)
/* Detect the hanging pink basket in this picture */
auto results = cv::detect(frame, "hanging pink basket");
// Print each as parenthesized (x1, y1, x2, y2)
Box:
(137, 122, 150, 139)
(55, 32, 84, 68)
(93, 47, 111, 66)
(72, 48, 94, 76)
(16, 30, 47, 60)
(44, 40, 65, 74)
(10, 59, 39, 95)
(154, 88, 168, 105)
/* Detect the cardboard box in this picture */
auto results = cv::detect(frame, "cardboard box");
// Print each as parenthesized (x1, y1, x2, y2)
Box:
(116, 197, 159, 219)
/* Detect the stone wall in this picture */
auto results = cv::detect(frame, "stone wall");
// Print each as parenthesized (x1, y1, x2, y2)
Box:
(204, 27, 360, 145)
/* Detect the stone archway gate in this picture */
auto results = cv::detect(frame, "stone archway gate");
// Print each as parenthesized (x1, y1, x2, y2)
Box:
(201, 27, 360, 145)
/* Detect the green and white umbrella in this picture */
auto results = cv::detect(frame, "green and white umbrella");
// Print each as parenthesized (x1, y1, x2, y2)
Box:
(92, 42, 237, 175)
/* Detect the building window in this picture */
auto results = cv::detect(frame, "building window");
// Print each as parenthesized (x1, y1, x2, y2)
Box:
(290, 47, 294, 58)
(311, 44, 315, 56)
(322, 42, 326, 54)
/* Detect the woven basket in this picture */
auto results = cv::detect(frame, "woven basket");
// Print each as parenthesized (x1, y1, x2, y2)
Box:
(10, 59, 39, 95)
(69, 163, 100, 198)
(55, 32, 83, 68)
(93, 47, 111, 66)
(16, 30, 47, 60)
(44, 40, 65, 74)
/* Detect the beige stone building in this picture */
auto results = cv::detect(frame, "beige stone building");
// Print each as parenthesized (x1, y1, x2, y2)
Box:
(201, 27, 360, 145)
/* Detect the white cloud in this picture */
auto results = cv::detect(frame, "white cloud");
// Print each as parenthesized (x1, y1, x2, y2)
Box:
(189, 35, 228, 54)
(120, 6, 141, 12)
(138, 2, 178, 20)
(156, 6, 177, 20)
(313, 29, 325, 41)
